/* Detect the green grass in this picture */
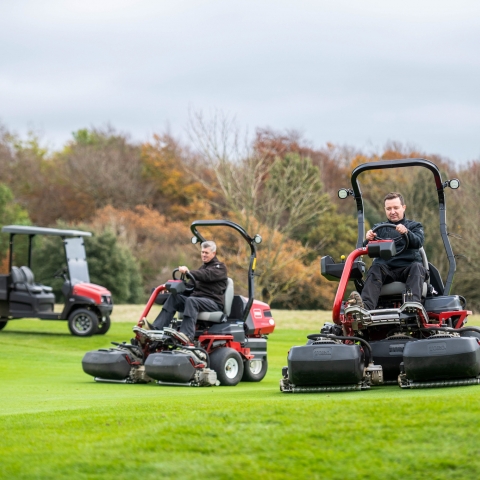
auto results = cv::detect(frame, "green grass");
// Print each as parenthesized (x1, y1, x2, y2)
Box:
(1, 308, 480, 479)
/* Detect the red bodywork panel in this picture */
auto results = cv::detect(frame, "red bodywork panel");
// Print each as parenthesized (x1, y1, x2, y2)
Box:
(332, 247, 367, 324)
(249, 299, 275, 334)
(333, 244, 470, 332)
(73, 282, 112, 304)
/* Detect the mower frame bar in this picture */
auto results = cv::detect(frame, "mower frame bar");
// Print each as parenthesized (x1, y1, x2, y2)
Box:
(190, 219, 258, 323)
(349, 158, 456, 294)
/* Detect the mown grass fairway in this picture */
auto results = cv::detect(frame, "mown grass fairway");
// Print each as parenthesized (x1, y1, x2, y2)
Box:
(1, 308, 480, 479)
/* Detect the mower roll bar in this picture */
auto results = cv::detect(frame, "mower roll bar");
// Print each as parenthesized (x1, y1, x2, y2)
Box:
(190, 219, 260, 323)
(347, 159, 456, 295)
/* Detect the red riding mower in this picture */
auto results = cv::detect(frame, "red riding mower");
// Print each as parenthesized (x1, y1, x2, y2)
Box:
(82, 220, 275, 387)
(281, 159, 480, 393)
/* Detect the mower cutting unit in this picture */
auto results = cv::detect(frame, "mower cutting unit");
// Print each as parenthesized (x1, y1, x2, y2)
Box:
(83, 220, 275, 387)
(281, 159, 480, 393)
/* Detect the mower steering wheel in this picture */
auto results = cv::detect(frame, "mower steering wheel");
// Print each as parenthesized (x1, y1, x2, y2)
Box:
(172, 268, 197, 293)
(371, 224, 409, 256)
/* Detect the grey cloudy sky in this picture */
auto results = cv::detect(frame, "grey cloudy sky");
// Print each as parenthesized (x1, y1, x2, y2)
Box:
(1, 0, 479, 162)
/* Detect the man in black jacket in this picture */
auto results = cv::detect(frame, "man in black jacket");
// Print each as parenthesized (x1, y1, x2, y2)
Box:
(348, 192, 427, 310)
(152, 241, 228, 344)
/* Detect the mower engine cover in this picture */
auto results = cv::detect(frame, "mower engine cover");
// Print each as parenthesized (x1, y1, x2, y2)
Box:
(423, 295, 464, 314)
(287, 343, 365, 386)
(82, 349, 132, 380)
(403, 336, 480, 382)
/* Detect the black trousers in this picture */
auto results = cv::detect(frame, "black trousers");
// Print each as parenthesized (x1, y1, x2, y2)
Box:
(361, 262, 428, 310)
(153, 295, 221, 341)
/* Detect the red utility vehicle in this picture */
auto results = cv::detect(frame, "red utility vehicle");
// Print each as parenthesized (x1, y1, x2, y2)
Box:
(0, 226, 113, 336)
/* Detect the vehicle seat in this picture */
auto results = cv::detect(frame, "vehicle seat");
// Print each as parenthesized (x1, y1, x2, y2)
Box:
(20, 266, 53, 293)
(177, 278, 234, 323)
(10, 266, 28, 291)
(378, 247, 429, 298)
(9, 266, 55, 314)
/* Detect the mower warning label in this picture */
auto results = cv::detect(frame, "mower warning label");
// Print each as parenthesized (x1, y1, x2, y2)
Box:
(313, 347, 332, 359)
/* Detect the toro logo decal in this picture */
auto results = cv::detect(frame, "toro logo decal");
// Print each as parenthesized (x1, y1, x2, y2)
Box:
(313, 347, 332, 359)
(389, 344, 405, 356)
(428, 342, 447, 355)
(253, 309, 263, 319)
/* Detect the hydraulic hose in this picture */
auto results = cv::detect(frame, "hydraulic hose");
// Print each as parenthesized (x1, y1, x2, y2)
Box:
(420, 326, 480, 336)
(180, 345, 210, 368)
(306, 333, 373, 365)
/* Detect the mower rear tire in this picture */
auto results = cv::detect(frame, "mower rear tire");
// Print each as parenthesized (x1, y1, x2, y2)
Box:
(242, 358, 268, 382)
(68, 309, 99, 337)
(97, 315, 111, 335)
(210, 348, 244, 386)
(0, 319, 8, 331)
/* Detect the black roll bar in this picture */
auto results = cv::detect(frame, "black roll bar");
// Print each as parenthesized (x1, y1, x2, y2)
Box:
(349, 158, 456, 294)
(190, 219, 259, 322)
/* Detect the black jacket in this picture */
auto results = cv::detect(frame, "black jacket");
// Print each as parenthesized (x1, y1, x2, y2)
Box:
(189, 256, 228, 309)
(364, 217, 424, 268)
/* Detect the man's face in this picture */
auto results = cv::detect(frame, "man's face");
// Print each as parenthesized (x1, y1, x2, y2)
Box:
(201, 247, 216, 263)
(384, 197, 406, 222)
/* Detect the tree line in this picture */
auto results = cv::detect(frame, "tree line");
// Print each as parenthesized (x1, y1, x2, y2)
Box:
(0, 119, 479, 310)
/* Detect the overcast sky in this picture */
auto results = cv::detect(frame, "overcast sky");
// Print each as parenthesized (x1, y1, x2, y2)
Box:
(1, 0, 479, 162)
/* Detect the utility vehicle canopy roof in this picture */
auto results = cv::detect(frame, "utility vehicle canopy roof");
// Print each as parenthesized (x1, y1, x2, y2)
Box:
(2, 225, 92, 237)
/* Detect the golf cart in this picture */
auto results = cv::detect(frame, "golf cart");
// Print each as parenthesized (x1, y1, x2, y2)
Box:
(0, 226, 113, 336)
(281, 158, 480, 392)
(82, 219, 275, 387)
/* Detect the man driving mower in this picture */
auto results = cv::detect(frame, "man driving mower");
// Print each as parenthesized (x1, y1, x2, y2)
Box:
(152, 240, 228, 344)
(347, 192, 428, 310)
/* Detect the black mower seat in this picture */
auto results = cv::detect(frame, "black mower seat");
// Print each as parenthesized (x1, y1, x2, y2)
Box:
(177, 278, 234, 323)
(379, 247, 429, 298)
(20, 266, 53, 293)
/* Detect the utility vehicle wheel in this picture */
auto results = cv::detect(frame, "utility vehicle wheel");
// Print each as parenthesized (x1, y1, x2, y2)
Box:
(242, 358, 268, 382)
(96, 315, 111, 335)
(210, 348, 244, 386)
(0, 319, 8, 331)
(68, 309, 99, 337)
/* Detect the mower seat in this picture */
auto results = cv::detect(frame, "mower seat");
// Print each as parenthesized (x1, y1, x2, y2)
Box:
(177, 278, 234, 323)
(378, 247, 429, 298)
(20, 266, 53, 293)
